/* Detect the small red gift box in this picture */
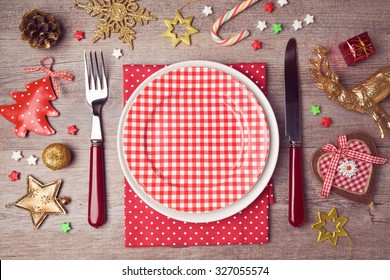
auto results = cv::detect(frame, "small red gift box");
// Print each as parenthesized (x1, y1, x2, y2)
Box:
(339, 32, 376, 65)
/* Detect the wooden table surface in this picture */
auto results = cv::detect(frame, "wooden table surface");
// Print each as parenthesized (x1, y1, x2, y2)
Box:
(1, 0, 389, 260)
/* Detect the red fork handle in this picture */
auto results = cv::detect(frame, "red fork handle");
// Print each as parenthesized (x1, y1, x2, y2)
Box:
(288, 145, 305, 227)
(88, 142, 106, 228)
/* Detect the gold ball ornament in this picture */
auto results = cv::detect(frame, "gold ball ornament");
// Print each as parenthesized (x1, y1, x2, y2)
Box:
(19, 9, 61, 49)
(42, 143, 71, 170)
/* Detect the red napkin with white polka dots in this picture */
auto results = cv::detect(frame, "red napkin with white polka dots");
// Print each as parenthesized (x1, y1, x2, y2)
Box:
(123, 63, 274, 247)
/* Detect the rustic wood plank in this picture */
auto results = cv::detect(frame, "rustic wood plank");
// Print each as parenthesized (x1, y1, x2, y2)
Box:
(0, 0, 389, 259)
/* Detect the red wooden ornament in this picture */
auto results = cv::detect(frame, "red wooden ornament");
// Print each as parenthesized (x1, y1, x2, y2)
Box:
(311, 133, 387, 204)
(0, 77, 59, 137)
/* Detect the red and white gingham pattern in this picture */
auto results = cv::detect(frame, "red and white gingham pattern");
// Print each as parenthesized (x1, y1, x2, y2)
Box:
(319, 139, 384, 194)
(123, 63, 273, 247)
(123, 66, 269, 213)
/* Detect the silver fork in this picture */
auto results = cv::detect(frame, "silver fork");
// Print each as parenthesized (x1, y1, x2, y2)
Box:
(84, 50, 108, 228)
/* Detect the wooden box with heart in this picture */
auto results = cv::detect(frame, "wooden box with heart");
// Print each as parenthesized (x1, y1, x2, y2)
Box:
(311, 132, 387, 204)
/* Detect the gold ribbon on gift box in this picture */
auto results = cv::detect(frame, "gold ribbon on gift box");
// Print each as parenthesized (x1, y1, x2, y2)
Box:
(346, 35, 374, 59)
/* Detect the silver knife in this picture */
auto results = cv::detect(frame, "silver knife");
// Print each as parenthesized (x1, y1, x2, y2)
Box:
(284, 38, 305, 227)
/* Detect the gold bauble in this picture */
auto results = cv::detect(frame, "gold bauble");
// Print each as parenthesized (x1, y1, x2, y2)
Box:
(42, 143, 71, 170)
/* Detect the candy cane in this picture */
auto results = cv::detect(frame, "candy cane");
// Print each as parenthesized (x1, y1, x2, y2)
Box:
(211, 0, 260, 46)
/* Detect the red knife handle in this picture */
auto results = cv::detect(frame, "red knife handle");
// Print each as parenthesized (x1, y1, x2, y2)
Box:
(88, 142, 106, 228)
(288, 144, 305, 227)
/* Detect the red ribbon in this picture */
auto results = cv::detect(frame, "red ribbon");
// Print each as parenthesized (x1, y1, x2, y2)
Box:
(321, 135, 387, 197)
(24, 57, 74, 96)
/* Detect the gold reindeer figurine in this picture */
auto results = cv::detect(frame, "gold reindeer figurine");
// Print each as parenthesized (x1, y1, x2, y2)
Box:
(309, 45, 390, 138)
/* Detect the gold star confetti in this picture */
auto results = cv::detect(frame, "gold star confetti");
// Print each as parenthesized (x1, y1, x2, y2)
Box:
(311, 208, 350, 246)
(13, 175, 68, 229)
(162, 10, 198, 47)
(75, 0, 157, 50)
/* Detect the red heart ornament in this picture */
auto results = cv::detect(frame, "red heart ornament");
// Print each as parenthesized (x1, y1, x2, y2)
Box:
(311, 132, 386, 204)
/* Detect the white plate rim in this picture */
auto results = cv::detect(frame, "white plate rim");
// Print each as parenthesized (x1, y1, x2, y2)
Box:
(117, 60, 279, 223)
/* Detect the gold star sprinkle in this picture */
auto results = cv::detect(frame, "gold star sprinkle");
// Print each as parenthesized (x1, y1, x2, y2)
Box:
(162, 10, 199, 47)
(311, 208, 350, 246)
(14, 175, 67, 229)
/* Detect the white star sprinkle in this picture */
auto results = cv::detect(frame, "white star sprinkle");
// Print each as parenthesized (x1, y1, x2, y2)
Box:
(256, 20, 267, 31)
(202, 6, 213, 16)
(304, 14, 315, 25)
(11, 151, 23, 161)
(277, 0, 288, 7)
(292, 20, 303, 31)
(112, 48, 122, 59)
(27, 155, 38, 165)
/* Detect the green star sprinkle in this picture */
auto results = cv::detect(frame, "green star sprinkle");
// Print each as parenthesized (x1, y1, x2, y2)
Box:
(61, 222, 72, 233)
(310, 105, 321, 116)
(272, 23, 283, 34)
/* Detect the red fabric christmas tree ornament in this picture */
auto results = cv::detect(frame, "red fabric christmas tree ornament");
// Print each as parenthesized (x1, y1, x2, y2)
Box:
(0, 77, 58, 137)
(0, 57, 74, 137)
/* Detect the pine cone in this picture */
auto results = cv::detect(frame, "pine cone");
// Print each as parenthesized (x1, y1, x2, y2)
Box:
(19, 9, 61, 49)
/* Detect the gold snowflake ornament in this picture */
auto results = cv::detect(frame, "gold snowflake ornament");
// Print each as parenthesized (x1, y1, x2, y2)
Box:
(75, 0, 157, 49)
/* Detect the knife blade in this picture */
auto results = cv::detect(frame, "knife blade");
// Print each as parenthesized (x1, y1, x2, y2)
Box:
(284, 38, 305, 227)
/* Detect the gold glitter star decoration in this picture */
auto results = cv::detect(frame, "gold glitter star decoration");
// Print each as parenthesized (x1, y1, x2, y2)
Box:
(311, 208, 350, 246)
(162, 1, 199, 47)
(75, 0, 157, 49)
(11, 175, 69, 229)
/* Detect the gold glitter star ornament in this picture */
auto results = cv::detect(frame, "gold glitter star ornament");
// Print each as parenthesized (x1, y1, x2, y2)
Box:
(163, 10, 199, 47)
(75, 0, 157, 49)
(311, 208, 349, 246)
(13, 175, 68, 229)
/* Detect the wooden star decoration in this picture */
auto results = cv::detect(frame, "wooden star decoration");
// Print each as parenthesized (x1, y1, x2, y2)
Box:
(14, 175, 67, 229)
(311, 208, 349, 246)
(162, 10, 199, 47)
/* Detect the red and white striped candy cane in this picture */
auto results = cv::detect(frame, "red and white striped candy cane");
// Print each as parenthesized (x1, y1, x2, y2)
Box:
(211, 0, 260, 46)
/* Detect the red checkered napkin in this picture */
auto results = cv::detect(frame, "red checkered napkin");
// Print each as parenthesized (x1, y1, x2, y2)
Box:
(319, 139, 373, 193)
(123, 63, 274, 247)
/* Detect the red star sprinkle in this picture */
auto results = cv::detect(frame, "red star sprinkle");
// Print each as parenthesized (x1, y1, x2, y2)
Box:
(74, 31, 85, 41)
(67, 125, 78, 135)
(265, 2, 275, 13)
(321, 117, 332, 128)
(251, 40, 262, 50)
(8, 171, 20, 181)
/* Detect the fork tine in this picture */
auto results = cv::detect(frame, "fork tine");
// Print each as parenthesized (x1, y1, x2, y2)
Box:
(94, 51, 102, 91)
(89, 51, 96, 90)
(100, 52, 107, 90)
(83, 50, 90, 90)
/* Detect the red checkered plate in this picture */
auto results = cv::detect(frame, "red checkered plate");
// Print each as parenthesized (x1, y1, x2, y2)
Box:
(118, 61, 279, 222)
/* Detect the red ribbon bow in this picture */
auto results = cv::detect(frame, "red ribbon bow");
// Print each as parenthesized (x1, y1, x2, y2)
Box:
(24, 57, 74, 96)
(321, 135, 387, 197)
